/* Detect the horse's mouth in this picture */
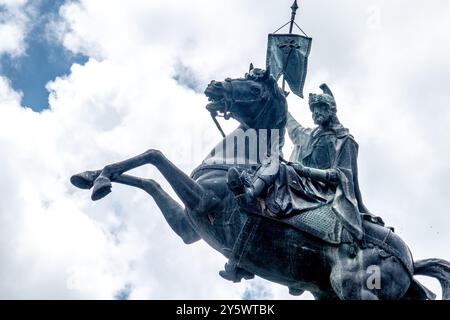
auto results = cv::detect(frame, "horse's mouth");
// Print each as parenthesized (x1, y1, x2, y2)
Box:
(206, 97, 226, 113)
(205, 80, 234, 114)
(205, 86, 226, 113)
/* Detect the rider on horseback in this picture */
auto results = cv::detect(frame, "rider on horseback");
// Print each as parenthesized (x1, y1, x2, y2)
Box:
(70, 65, 450, 299)
(227, 84, 384, 241)
(220, 83, 387, 282)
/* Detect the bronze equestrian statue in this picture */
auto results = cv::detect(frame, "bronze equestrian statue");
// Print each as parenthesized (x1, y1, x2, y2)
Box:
(71, 66, 450, 300)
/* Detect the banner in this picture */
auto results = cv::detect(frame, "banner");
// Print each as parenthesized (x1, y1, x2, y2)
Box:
(266, 34, 312, 98)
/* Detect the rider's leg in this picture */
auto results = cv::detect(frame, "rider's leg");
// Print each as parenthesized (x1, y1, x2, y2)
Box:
(226, 156, 279, 214)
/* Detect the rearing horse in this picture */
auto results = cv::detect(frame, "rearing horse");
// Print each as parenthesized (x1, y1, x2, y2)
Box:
(71, 66, 450, 300)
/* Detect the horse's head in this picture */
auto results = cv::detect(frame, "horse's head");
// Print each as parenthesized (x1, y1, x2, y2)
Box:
(204, 64, 287, 130)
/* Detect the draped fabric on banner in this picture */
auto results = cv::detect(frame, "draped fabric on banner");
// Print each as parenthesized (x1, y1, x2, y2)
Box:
(266, 34, 312, 98)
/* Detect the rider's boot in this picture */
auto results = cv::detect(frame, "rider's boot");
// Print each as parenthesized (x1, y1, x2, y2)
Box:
(226, 167, 264, 215)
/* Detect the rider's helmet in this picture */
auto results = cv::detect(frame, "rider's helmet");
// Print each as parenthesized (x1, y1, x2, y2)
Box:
(309, 83, 337, 112)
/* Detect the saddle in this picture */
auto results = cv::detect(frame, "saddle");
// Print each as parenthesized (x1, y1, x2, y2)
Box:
(263, 203, 345, 243)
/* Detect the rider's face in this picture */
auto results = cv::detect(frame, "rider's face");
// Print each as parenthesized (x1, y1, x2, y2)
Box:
(312, 103, 332, 126)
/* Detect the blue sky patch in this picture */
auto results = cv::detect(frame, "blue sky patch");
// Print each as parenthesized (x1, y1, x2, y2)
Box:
(242, 281, 273, 300)
(0, 0, 88, 112)
(172, 60, 202, 94)
(114, 283, 133, 300)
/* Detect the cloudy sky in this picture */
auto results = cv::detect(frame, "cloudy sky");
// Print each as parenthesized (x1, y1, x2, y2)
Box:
(0, 0, 449, 300)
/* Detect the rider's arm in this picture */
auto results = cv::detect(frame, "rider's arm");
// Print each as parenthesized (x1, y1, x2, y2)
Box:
(286, 112, 310, 145)
(291, 162, 339, 186)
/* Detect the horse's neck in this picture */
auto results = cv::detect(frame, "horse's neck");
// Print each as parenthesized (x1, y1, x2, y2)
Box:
(203, 125, 284, 167)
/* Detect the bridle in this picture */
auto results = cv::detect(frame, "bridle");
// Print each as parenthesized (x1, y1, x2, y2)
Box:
(210, 78, 273, 137)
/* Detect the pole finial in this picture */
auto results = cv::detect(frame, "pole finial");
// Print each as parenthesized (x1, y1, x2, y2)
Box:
(288, 0, 299, 34)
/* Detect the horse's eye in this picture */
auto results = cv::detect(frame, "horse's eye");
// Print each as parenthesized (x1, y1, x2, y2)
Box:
(251, 87, 261, 95)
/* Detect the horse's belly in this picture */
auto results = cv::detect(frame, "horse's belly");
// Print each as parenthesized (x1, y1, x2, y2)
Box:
(240, 219, 330, 287)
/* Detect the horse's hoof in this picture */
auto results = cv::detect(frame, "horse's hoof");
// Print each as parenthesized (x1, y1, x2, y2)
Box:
(91, 176, 112, 201)
(70, 170, 102, 190)
(219, 270, 242, 283)
(219, 263, 255, 283)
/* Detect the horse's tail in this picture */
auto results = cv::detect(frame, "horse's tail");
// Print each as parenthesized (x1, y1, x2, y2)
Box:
(413, 258, 450, 300)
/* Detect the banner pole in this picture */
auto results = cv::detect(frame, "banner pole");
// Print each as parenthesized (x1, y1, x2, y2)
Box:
(282, 0, 299, 94)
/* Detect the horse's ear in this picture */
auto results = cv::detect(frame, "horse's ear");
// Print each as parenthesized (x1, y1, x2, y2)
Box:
(262, 66, 271, 81)
(249, 63, 254, 72)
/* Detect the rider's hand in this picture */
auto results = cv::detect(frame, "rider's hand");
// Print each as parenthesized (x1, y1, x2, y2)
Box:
(290, 162, 306, 175)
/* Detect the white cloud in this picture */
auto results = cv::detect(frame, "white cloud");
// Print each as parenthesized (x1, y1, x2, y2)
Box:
(0, 0, 30, 57)
(0, 0, 449, 299)
(0, 0, 27, 6)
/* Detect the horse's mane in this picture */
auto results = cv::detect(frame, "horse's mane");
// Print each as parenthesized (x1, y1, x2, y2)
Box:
(255, 75, 288, 155)
(250, 72, 287, 131)
(268, 77, 288, 130)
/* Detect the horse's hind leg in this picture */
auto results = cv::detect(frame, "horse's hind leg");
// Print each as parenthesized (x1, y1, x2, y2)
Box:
(71, 170, 200, 244)
(113, 174, 201, 244)
(328, 245, 411, 300)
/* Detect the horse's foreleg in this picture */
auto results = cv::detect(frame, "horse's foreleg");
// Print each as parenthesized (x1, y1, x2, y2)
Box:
(94, 149, 220, 213)
(112, 174, 201, 244)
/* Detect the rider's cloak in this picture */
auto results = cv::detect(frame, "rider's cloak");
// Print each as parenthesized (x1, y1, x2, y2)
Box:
(267, 113, 371, 240)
